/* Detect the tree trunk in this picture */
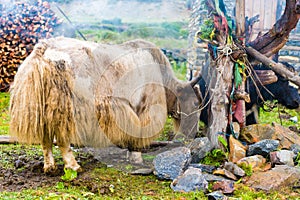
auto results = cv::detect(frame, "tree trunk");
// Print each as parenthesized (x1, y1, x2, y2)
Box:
(206, 56, 233, 148)
(235, 0, 246, 127)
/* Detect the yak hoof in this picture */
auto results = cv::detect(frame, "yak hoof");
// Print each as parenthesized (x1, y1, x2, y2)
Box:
(44, 165, 58, 174)
(127, 151, 143, 164)
(65, 163, 82, 172)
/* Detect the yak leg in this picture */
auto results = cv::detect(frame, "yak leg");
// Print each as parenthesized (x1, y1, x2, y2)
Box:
(127, 151, 143, 164)
(58, 143, 82, 172)
(41, 137, 57, 173)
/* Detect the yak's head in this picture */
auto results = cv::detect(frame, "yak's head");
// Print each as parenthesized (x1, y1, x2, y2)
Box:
(169, 76, 202, 140)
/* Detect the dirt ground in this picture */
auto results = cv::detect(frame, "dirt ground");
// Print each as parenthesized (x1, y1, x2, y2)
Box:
(0, 142, 181, 193)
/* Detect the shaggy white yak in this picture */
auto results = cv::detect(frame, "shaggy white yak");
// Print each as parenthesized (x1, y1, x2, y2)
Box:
(9, 37, 201, 173)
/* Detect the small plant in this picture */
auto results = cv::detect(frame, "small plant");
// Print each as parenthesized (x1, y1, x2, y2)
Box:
(197, 19, 215, 41)
(56, 182, 65, 189)
(201, 149, 227, 167)
(61, 168, 77, 181)
(238, 163, 253, 176)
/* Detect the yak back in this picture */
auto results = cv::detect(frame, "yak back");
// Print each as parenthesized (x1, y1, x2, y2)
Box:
(10, 37, 168, 149)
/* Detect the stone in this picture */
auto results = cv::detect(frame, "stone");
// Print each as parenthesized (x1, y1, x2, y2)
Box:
(213, 169, 237, 180)
(207, 191, 228, 200)
(188, 163, 216, 173)
(228, 135, 247, 163)
(237, 155, 266, 171)
(247, 139, 279, 157)
(170, 168, 208, 192)
(130, 168, 153, 175)
(241, 123, 300, 149)
(153, 147, 191, 180)
(202, 173, 230, 182)
(232, 122, 240, 138)
(290, 144, 300, 155)
(224, 162, 245, 177)
(246, 165, 300, 191)
(270, 150, 295, 167)
(188, 137, 213, 163)
(212, 180, 235, 194)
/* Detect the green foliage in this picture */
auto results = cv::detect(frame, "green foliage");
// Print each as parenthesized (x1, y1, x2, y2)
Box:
(56, 182, 65, 189)
(238, 163, 253, 176)
(295, 152, 300, 166)
(201, 149, 227, 167)
(61, 168, 78, 181)
(80, 21, 189, 49)
(218, 135, 228, 151)
(171, 61, 187, 80)
(198, 19, 214, 41)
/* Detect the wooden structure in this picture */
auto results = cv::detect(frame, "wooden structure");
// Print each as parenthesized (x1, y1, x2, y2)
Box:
(245, 0, 283, 34)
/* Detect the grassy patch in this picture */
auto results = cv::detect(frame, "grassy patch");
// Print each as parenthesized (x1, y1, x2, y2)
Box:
(0, 92, 9, 135)
(259, 104, 300, 129)
(80, 21, 188, 49)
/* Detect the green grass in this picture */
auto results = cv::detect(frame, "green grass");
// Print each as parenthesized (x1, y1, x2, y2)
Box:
(259, 103, 300, 129)
(80, 21, 189, 49)
(0, 92, 9, 135)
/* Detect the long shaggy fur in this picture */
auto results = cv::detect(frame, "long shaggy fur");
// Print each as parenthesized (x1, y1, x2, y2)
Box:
(10, 37, 170, 150)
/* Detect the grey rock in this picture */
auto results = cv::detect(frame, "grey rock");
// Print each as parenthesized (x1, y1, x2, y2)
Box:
(290, 144, 300, 156)
(188, 163, 216, 173)
(130, 168, 153, 175)
(247, 139, 279, 157)
(207, 191, 228, 200)
(188, 137, 213, 163)
(153, 147, 191, 180)
(170, 168, 208, 192)
(270, 150, 295, 166)
(202, 173, 230, 182)
(224, 162, 245, 177)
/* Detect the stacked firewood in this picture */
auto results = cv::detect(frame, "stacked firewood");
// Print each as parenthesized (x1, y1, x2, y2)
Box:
(0, 1, 62, 92)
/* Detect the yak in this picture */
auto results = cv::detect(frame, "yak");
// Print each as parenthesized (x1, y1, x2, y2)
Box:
(198, 62, 300, 125)
(9, 37, 201, 173)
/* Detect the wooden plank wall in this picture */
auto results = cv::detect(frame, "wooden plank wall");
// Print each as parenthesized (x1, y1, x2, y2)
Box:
(245, 0, 279, 40)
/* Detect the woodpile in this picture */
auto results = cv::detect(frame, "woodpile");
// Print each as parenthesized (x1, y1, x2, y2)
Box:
(0, 1, 62, 92)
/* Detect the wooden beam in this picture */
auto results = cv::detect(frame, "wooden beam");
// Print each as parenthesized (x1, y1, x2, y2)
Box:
(245, 46, 300, 87)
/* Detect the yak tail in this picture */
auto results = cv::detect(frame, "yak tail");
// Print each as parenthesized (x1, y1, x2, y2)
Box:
(9, 42, 82, 146)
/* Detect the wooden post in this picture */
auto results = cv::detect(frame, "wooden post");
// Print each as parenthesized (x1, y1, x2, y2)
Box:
(236, 0, 245, 42)
(235, 0, 246, 127)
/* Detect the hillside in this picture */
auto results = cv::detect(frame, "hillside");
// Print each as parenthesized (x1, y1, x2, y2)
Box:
(52, 0, 190, 23)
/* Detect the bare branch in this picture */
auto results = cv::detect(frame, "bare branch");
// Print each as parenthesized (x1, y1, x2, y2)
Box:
(248, 0, 300, 57)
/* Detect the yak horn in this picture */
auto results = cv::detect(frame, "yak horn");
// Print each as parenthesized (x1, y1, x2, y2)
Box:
(190, 75, 202, 87)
